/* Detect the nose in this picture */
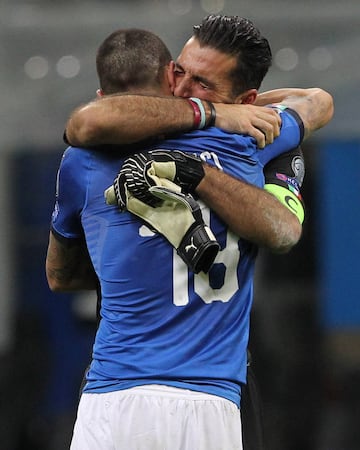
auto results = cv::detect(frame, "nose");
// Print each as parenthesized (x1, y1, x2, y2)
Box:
(174, 77, 193, 98)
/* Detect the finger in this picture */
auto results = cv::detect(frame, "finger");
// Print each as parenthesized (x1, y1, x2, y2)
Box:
(251, 128, 266, 149)
(255, 114, 281, 145)
(261, 122, 276, 145)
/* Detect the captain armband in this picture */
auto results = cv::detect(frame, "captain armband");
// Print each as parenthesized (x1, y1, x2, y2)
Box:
(264, 183, 305, 224)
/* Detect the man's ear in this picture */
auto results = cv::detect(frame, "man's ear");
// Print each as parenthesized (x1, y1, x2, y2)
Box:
(167, 61, 176, 94)
(96, 88, 104, 98)
(235, 88, 258, 104)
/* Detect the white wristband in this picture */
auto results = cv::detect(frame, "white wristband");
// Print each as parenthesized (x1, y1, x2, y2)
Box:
(189, 97, 206, 129)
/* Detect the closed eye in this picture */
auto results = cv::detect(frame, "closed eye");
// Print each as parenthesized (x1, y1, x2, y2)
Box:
(173, 64, 185, 77)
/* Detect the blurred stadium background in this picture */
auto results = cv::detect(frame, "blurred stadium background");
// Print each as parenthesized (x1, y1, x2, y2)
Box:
(0, 1, 359, 449)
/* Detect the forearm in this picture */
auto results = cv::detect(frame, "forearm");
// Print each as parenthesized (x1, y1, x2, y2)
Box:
(256, 88, 334, 138)
(66, 95, 195, 147)
(46, 232, 98, 292)
(65, 95, 281, 149)
(255, 88, 310, 106)
(285, 88, 334, 137)
(196, 165, 302, 253)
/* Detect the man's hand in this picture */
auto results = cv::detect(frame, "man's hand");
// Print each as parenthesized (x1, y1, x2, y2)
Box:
(105, 150, 205, 209)
(104, 151, 219, 273)
(215, 104, 281, 148)
(106, 175, 219, 273)
(132, 186, 220, 273)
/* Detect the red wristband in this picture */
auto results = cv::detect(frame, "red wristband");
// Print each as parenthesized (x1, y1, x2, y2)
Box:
(187, 98, 201, 129)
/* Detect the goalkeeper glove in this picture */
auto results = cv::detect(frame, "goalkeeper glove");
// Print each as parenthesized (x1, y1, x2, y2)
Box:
(108, 150, 205, 209)
(145, 149, 205, 193)
(106, 179, 219, 273)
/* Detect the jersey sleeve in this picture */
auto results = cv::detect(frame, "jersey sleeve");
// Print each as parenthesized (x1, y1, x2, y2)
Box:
(50, 147, 89, 240)
(257, 107, 305, 167)
(263, 146, 306, 224)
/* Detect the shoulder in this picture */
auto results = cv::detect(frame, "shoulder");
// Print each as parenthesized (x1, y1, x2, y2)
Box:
(59, 146, 99, 179)
(61, 145, 92, 164)
(270, 106, 305, 141)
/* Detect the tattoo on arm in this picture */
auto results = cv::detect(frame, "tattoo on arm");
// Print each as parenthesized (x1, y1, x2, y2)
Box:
(46, 232, 97, 291)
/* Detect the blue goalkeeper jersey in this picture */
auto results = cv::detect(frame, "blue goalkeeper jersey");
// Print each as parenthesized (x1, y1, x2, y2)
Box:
(51, 108, 303, 407)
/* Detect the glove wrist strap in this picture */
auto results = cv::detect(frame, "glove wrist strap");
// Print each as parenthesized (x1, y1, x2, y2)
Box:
(177, 223, 220, 273)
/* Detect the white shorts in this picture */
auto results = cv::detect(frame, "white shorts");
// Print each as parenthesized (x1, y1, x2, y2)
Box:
(70, 384, 242, 450)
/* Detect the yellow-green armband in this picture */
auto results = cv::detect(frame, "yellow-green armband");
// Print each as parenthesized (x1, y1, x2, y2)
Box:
(264, 184, 305, 224)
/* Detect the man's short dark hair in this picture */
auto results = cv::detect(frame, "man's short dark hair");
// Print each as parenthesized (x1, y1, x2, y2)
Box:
(193, 15, 272, 96)
(96, 28, 172, 94)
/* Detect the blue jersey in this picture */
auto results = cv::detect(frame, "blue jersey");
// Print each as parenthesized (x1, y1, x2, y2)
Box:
(51, 108, 303, 407)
